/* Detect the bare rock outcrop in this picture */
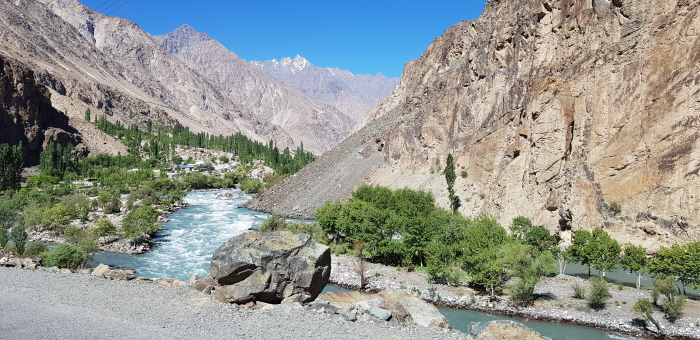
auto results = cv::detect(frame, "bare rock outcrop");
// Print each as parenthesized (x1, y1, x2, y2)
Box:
(209, 231, 331, 304)
(0, 55, 85, 164)
(250, 0, 700, 251)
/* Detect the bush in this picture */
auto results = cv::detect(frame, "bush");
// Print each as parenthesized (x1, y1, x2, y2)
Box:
(42, 204, 74, 229)
(609, 201, 622, 215)
(509, 276, 540, 306)
(653, 275, 686, 321)
(78, 238, 100, 252)
(24, 241, 48, 256)
(10, 227, 28, 255)
(219, 155, 229, 163)
(572, 282, 586, 299)
(588, 276, 611, 309)
(43, 244, 86, 269)
(0, 228, 7, 248)
(91, 218, 116, 237)
(122, 206, 161, 238)
(240, 178, 263, 194)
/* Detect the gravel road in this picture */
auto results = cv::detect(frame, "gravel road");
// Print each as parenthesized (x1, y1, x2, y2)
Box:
(0, 267, 467, 340)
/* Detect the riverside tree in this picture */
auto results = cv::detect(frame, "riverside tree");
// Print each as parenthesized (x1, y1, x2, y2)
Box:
(620, 244, 648, 289)
(0, 142, 25, 191)
(633, 298, 661, 332)
(444, 154, 460, 213)
(590, 228, 621, 277)
(649, 241, 700, 294)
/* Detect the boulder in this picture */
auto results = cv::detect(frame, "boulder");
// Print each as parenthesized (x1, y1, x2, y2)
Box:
(2, 256, 41, 268)
(209, 231, 331, 304)
(470, 320, 552, 340)
(91, 264, 110, 276)
(317, 290, 450, 328)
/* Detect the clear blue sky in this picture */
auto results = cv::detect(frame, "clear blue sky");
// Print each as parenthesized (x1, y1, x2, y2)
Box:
(81, 0, 487, 78)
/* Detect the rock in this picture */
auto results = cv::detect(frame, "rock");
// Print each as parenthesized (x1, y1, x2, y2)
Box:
(344, 310, 357, 322)
(317, 291, 450, 329)
(91, 264, 110, 276)
(245, 301, 256, 308)
(281, 294, 313, 304)
(368, 306, 392, 321)
(470, 320, 552, 340)
(4, 256, 41, 269)
(159, 279, 186, 286)
(209, 231, 331, 304)
(306, 301, 338, 314)
(105, 269, 133, 281)
(59, 268, 74, 274)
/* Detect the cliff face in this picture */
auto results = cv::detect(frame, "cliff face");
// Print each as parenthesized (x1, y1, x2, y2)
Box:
(0, 55, 83, 164)
(250, 0, 700, 251)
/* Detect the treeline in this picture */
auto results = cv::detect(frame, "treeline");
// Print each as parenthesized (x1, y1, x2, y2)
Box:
(95, 117, 314, 175)
(316, 185, 700, 303)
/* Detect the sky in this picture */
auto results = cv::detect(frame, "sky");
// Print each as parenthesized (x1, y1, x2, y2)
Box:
(80, 0, 487, 78)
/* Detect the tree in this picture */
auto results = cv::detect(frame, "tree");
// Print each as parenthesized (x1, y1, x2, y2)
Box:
(0, 142, 25, 191)
(444, 154, 460, 213)
(84, 108, 91, 122)
(648, 242, 700, 294)
(566, 230, 594, 276)
(589, 228, 621, 277)
(633, 298, 661, 332)
(620, 244, 648, 289)
(652, 275, 686, 321)
(172, 155, 183, 165)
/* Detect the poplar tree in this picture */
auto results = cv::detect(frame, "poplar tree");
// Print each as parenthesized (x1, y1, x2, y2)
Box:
(0, 142, 24, 191)
(444, 154, 460, 213)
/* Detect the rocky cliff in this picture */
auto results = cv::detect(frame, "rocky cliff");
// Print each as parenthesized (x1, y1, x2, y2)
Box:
(0, 55, 85, 164)
(249, 0, 700, 251)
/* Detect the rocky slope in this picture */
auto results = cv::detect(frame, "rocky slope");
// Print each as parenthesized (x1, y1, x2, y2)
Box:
(0, 0, 299, 152)
(252, 56, 399, 127)
(153, 26, 355, 154)
(0, 55, 86, 164)
(249, 0, 700, 251)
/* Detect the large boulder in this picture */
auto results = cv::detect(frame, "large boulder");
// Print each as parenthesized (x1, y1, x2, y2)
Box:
(470, 320, 552, 340)
(209, 231, 331, 304)
(317, 290, 450, 328)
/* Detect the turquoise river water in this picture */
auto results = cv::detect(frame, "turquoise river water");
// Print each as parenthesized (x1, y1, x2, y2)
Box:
(92, 189, 645, 339)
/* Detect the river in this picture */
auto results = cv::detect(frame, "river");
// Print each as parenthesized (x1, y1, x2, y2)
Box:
(92, 189, 644, 339)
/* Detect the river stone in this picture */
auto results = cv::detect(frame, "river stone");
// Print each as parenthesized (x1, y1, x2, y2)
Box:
(470, 320, 552, 340)
(368, 306, 392, 321)
(209, 231, 331, 304)
(317, 291, 450, 329)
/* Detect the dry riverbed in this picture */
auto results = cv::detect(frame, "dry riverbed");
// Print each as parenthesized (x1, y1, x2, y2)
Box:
(329, 254, 700, 339)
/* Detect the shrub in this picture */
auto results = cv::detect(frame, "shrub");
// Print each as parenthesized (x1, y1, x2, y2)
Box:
(43, 204, 74, 229)
(218, 155, 229, 163)
(43, 244, 86, 269)
(91, 218, 116, 237)
(509, 276, 540, 306)
(24, 241, 47, 256)
(460, 170, 468, 178)
(122, 206, 161, 238)
(653, 275, 686, 321)
(240, 178, 263, 194)
(0, 228, 7, 248)
(103, 197, 121, 214)
(572, 282, 586, 299)
(633, 298, 661, 331)
(78, 238, 100, 252)
(3, 243, 17, 254)
(10, 227, 28, 255)
(588, 276, 611, 309)
(609, 201, 622, 215)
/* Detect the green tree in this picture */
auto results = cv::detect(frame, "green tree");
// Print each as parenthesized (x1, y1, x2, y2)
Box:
(122, 206, 161, 238)
(84, 108, 91, 122)
(0, 142, 25, 191)
(566, 230, 594, 276)
(43, 244, 86, 269)
(0, 228, 8, 248)
(620, 244, 648, 289)
(648, 242, 700, 294)
(633, 298, 661, 332)
(588, 276, 611, 309)
(589, 228, 621, 277)
(444, 154, 459, 213)
(10, 227, 28, 256)
(652, 275, 686, 321)
(172, 155, 183, 165)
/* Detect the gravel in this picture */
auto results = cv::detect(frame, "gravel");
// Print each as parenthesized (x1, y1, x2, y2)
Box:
(0, 267, 467, 340)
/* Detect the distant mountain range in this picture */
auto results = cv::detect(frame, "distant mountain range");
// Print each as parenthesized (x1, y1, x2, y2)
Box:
(0, 0, 390, 155)
(252, 56, 399, 126)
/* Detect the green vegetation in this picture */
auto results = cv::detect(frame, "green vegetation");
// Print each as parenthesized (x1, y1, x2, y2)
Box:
(572, 282, 586, 299)
(84, 108, 91, 122)
(444, 153, 459, 213)
(122, 206, 161, 238)
(91, 218, 116, 237)
(648, 241, 700, 294)
(620, 244, 648, 289)
(24, 241, 47, 256)
(608, 201, 622, 215)
(43, 244, 87, 269)
(10, 227, 28, 255)
(652, 275, 687, 321)
(633, 298, 661, 331)
(260, 215, 325, 243)
(587, 276, 611, 310)
(0, 142, 25, 191)
(95, 117, 314, 175)
(565, 228, 620, 276)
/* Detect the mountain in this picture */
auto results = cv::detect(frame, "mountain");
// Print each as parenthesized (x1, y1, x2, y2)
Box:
(252, 55, 399, 126)
(0, 0, 356, 155)
(249, 0, 700, 252)
(153, 25, 355, 154)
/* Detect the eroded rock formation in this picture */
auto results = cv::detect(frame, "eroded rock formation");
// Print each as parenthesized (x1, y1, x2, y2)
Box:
(249, 0, 700, 251)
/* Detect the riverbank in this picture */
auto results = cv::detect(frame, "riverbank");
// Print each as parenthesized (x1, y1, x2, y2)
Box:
(328, 254, 700, 340)
(0, 266, 467, 340)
